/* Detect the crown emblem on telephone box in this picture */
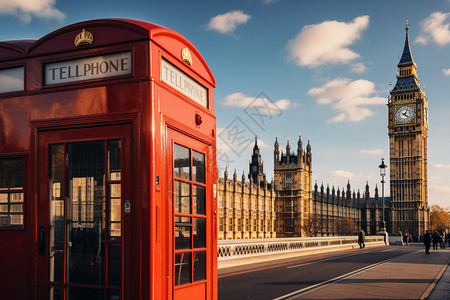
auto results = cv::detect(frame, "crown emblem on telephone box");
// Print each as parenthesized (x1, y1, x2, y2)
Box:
(181, 47, 192, 66)
(74, 29, 94, 47)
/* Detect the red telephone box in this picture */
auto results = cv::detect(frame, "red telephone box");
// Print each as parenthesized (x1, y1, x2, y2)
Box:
(0, 19, 217, 300)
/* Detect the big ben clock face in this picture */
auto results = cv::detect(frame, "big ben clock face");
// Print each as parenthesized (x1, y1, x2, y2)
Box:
(395, 105, 414, 124)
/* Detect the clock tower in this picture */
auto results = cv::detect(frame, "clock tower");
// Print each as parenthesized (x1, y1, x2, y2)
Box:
(388, 21, 429, 236)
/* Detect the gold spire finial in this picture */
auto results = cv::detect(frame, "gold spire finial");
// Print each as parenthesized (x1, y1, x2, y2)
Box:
(405, 19, 409, 31)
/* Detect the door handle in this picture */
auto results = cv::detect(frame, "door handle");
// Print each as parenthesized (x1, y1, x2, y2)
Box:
(38, 226, 46, 255)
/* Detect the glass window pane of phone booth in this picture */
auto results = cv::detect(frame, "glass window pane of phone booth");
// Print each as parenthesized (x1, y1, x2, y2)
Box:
(46, 139, 124, 298)
(0, 157, 24, 228)
(173, 143, 208, 289)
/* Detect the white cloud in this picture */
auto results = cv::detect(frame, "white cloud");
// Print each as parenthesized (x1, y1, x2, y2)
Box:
(263, 0, 279, 4)
(222, 92, 295, 114)
(415, 12, 450, 46)
(207, 10, 250, 34)
(442, 68, 450, 76)
(351, 62, 366, 74)
(257, 139, 270, 148)
(431, 163, 450, 169)
(307, 77, 386, 123)
(286, 15, 369, 68)
(325, 170, 356, 179)
(0, 0, 65, 23)
(359, 149, 383, 156)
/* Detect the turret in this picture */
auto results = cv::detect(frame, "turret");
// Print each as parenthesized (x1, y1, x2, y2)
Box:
(297, 133, 303, 167)
(286, 139, 291, 164)
(250, 136, 264, 185)
(306, 139, 312, 164)
(224, 167, 228, 181)
(274, 137, 279, 162)
(297, 132, 303, 156)
(375, 184, 379, 207)
(253, 136, 259, 154)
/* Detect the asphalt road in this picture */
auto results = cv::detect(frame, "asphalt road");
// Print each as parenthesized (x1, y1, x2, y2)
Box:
(218, 246, 418, 300)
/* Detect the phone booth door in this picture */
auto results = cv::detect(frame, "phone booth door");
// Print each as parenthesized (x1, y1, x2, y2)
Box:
(36, 124, 132, 300)
(167, 128, 212, 300)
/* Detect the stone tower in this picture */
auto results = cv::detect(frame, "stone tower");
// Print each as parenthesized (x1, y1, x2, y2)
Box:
(274, 134, 313, 237)
(388, 21, 429, 236)
(249, 137, 266, 187)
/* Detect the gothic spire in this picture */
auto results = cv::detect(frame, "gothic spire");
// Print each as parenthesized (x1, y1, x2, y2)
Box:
(398, 19, 414, 67)
(297, 131, 303, 154)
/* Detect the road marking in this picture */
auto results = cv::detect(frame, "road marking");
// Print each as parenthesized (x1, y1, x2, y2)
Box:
(380, 249, 395, 252)
(272, 255, 402, 300)
(218, 255, 330, 279)
(219, 247, 385, 278)
(287, 253, 360, 269)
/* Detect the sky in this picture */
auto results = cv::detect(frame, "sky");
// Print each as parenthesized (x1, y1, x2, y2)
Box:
(1, 0, 450, 208)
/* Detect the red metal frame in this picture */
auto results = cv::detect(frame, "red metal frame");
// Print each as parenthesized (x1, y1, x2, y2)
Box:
(0, 19, 216, 300)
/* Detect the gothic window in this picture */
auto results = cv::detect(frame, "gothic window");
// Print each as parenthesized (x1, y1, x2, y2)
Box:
(219, 218, 223, 231)
(285, 175, 292, 187)
(218, 193, 223, 208)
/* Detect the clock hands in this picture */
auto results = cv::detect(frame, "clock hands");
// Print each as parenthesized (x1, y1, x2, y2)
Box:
(396, 106, 413, 123)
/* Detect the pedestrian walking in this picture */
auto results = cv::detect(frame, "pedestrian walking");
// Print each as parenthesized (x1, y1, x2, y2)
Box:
(439, 232, 445, 249)
(358, 230, 365, 249)
(424, 230, 431, 254)
(398, 230, 404, 246)
(403, 233, 409, 246)
(432, 231, 439, 250)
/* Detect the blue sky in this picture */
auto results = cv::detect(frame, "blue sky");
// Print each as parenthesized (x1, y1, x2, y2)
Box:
(1, 0, 450, 207)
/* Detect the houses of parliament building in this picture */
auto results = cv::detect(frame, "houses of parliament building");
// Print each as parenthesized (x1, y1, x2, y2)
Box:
(217, 22, 429, 240)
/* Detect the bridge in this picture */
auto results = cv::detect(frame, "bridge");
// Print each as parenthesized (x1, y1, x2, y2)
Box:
(218, 236, 386, 269)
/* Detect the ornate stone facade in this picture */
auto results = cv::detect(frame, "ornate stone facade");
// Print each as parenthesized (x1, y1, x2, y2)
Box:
(313, 182, 391, 236)
(217, 136, 393, 239)
(274, 136, 313, 237)
(216, 168, 277, 240)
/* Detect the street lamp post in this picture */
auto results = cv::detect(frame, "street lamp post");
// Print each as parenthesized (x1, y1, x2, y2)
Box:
(379, 158, 387, 231)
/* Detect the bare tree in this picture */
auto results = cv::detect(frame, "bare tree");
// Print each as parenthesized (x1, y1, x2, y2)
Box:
(301, 214, 322, 237)
(336, 218, 356, 235)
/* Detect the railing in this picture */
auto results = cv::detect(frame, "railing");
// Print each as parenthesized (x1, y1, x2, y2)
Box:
(217, 236, 385, 260)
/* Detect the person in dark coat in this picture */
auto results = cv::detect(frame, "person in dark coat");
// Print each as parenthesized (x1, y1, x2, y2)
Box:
(439, 232, 445, 249)
(403, 233, 409, 246)
(432, 231, 439, 250)
(423, 230, 432, 254)
(358, 230, 365, 249)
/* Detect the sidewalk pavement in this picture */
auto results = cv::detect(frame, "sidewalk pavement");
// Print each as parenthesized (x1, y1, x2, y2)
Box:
(287, 244, 450, 299)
